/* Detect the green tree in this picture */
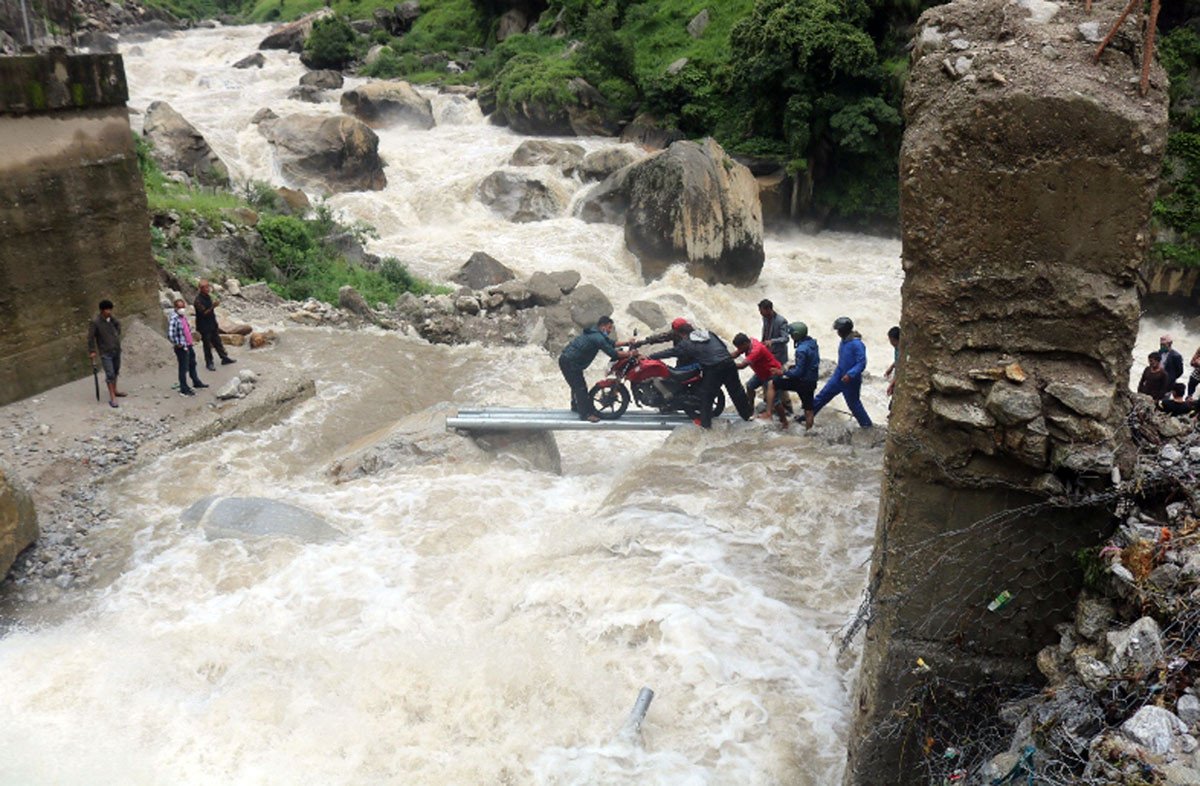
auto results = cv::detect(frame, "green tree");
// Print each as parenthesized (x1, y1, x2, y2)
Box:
(303, 16, 358, 69)
(728, 0, 901, 220)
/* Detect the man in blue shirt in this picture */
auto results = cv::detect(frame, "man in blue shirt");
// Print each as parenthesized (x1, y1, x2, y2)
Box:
(770, 322, 820, 430)
(812, 317, 872, 428)
(558, 316, 631, 422)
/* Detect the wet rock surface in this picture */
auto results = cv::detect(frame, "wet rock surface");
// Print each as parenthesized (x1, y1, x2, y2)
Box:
(579, 138, 764, 286)
(340, 80, 434, 130)
(143, 101, 229, 186)
(258, 114, 387, 194)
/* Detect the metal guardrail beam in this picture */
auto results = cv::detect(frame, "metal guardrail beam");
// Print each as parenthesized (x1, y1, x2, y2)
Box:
(446, 407, 738, 432)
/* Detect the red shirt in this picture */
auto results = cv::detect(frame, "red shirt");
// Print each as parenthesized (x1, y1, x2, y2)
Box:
(744, 339, 782, 379)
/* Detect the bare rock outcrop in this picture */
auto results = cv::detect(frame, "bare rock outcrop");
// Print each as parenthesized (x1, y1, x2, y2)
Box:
(844, 0, 1169, 783)
(259, 114, 387, 194)
(258, 9, 330, 51)
(0, 463, 38, 580)
(340, 80, 434, 130)
(451, 251, 515, 289)
(143, 101, 229, 186)
(579, 138, 764, 285)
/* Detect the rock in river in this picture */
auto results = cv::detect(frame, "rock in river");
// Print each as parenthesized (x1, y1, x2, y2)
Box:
(340, 80, 434, 130)
(181, 496, 342, 543)
(143, 101, 230, 186)
(259, 114, 387, 194)
(477, 170, 569, 223)
(1, 463, 38, 580)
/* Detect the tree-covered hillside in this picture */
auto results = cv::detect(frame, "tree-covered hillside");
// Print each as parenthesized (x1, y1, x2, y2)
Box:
(131, 0, 1200, 248)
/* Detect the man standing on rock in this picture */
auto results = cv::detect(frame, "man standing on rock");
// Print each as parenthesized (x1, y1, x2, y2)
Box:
(193, 279, 236, 372)
(558, 316, 631, 422)
(169, 298, 208, 397)
(649, 318, 753, 428)
(87, 299, 125, 409)
(811, 317, 872, 428)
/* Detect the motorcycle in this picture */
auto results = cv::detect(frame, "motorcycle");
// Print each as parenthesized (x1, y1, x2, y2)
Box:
(587, 343, 725, 421)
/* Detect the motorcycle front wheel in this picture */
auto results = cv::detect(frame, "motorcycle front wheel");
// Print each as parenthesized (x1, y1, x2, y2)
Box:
(589, 382, 630, 420)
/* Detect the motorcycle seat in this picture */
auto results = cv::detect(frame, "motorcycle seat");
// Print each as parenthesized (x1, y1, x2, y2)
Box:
(669, 363, 702, 381)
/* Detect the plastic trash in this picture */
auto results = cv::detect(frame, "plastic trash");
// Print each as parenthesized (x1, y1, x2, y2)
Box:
(987, 590, 1013, 612)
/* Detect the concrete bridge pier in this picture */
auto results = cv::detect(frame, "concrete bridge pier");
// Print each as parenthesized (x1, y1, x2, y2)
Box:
(843, 0, 1169, 782)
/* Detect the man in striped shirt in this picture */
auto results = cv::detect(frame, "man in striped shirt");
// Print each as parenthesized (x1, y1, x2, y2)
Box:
(168, 298, 208, 397)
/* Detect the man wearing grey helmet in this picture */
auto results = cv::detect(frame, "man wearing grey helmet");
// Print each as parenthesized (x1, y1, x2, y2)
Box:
(811, 317, 872, 428)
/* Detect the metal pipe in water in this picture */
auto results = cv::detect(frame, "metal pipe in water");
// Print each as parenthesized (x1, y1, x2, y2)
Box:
(623, 687, 655, 734)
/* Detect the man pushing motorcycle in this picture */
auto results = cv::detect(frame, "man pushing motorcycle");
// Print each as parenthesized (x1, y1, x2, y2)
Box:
(559, 316, 634, 422)
(645, 319, 753, 428)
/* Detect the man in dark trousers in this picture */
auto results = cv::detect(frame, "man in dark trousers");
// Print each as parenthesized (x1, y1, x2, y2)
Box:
(87, 299, 125, 409)
(758, 299, 792, 413)
(649, 318, 753, 428)
(169, 298, 208, 397)
(193, 279, 236, 372)
(1160, 334, 1184, 386)
(771, 322, 820, 430)
(558, 316, 631, 422)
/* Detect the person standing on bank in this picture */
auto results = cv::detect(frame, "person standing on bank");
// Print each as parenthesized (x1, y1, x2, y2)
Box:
(1160, 334, 1184, 387)
(1188, 344, 1200, 398)
(193, 280, 236, 372)
(649, 318, 753, 428)
(169, 298, 208, 397)
(87, 299, 125, 409)
(884, 326, 901, 398)
(811, 317, 872, 428)
(558, 316, 632, 422)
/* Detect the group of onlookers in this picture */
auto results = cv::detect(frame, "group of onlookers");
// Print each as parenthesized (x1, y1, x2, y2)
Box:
(86, 279, 236, 407)
(1137, 334, 1200, 417)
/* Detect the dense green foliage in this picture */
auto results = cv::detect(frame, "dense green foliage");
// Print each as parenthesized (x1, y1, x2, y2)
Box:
(303, 15, 360, 68)
(135, 133, 440, 303)
(1154, 27, 1200, 267)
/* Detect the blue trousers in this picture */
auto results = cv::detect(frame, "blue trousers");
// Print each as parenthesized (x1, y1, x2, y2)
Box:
(812, 375, 872, 427)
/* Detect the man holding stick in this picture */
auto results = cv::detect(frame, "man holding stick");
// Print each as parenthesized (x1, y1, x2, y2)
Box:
(87, 299, 125, 409)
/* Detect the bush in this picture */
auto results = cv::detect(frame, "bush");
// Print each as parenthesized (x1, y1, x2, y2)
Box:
(495, 52, 578, 113)
(361, 46, 404, 78)
(303, 15, 359, 69)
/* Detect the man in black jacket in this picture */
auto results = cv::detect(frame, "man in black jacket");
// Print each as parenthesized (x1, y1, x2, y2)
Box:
(1161, 334, 1184, 386)
(648, 319, 752, 428)
(193, 280, 236, 372)
(87, 299, 124, 408)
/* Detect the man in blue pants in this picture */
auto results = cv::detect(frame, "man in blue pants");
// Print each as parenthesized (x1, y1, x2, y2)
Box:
(812, 316, 872, 428)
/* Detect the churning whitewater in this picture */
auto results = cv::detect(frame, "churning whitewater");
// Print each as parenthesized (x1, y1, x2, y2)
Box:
(0, 24, 911, 785)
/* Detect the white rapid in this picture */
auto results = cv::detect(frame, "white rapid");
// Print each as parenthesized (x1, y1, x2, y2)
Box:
(0, 22, 1190, 786)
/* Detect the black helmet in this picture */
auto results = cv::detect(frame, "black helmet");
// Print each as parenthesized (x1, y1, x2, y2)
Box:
(833, 317, 853, 336)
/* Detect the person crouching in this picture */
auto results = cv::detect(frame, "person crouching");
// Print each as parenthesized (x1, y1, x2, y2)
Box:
(731, 332, 785, 427)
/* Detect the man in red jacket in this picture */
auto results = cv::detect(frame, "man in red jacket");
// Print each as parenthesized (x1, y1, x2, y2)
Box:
(732, 333, 785, 426)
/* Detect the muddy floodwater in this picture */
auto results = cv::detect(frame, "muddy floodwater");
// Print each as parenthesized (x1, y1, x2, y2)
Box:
(0, 23, 1192, 785)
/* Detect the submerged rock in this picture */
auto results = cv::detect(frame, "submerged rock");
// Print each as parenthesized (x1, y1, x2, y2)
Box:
(0, 463, 38, 580)
(476, 170, 569, 222)
(181, 496, 342, 543)
(340, 80, 434, 130)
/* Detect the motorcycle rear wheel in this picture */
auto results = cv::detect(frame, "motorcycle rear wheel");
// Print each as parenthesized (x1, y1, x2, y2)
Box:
(681, 389, 725, 420)
(589, 382, 630, 420)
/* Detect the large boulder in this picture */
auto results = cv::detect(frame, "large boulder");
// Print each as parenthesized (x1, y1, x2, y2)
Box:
(393, 0, 421, 31)
(581, 138, 764, 285)
(452, 251, 515, 289)
(300, 69, 344, 90)
(259, 114, 387, 194)
(476, 170, 569, 223)
(565, 283, 613, 328)
(181, 496, 341, 543)
(0, 464, 37, 580)
(340, 81, 435, 130)
(143, 101, 230, 186)
(190, 235, 265, 280)
(508, 139, 585, 170)
(258, 9, 331, 51)
(578, 146, 643, 181)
